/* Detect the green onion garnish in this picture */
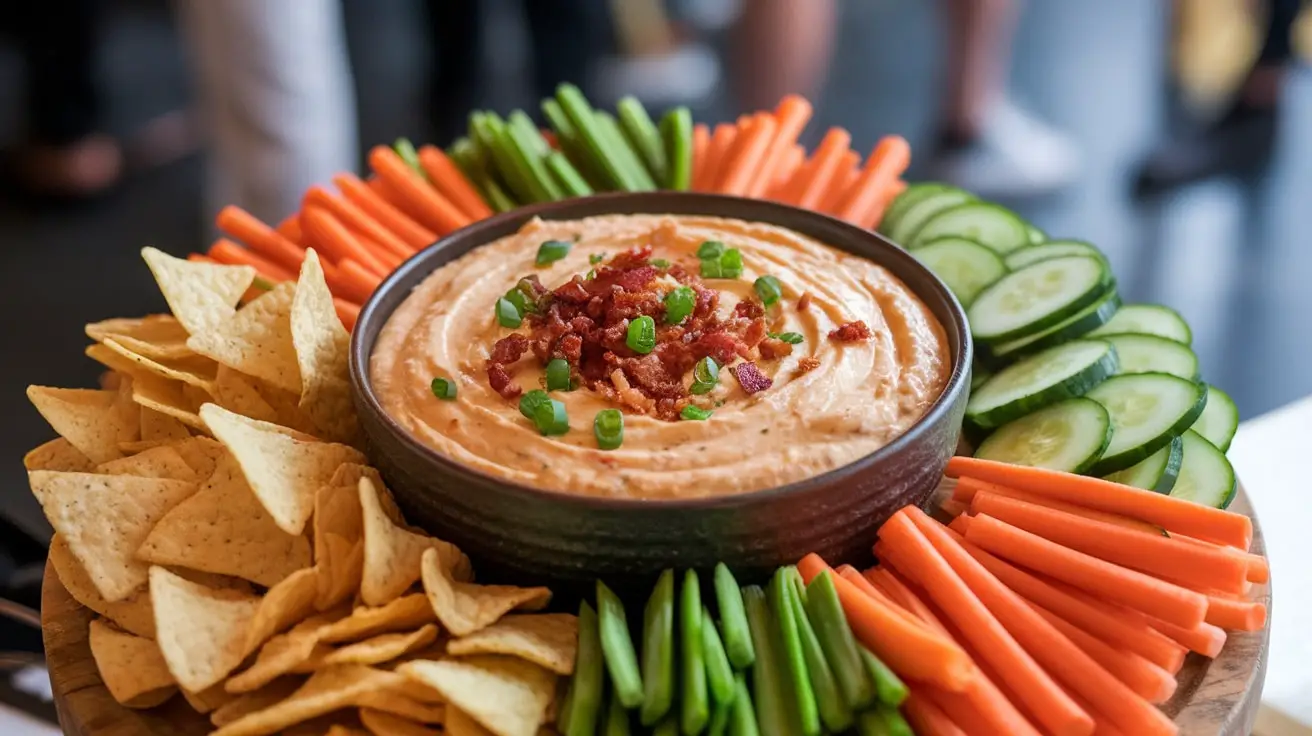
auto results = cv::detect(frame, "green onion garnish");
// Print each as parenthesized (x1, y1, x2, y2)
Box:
(495, 297, 522, 328)
(754, 275, 783, 307)
(651, 258, 670, 269)
(700, 259, 724, 279)
(627, 316, 657, 354)
(697, 241, 725, 259)
(546, 359, 572, 391)
(519, 389, 551, 419)
(594, 409, 624, 450)
(720, 248, 743, 279)
(769, 331, 804, 345)
(533, 398, 570, 436)
(664, 286, 695, 325)
(690, 357, 719, 395)
(590, 252, 606, 264)
(503, 288, 533, 317)
(394, 138, 425, 178)
(681, 405, 713, 421)
(536, 240, 573, 266)
(585, 269, 596, 280)
(430, 377, 457, 400)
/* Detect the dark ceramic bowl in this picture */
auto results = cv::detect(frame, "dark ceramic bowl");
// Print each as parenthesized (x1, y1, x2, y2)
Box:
(350, 192, 972, 589)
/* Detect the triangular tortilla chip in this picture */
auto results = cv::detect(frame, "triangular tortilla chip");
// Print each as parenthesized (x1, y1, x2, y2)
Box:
(359, 709, 441, 736)
(317, 594, 437, 645)
(150, 566, 262, 692)
(211, 678, 305, 728)
(97, 445, 197, 481)
(226, 611, 343, 694)
(182, 682, 238, 714)
(132, 374, 207, 431)
(314, 481, 365, 610)
(188, 281, 302, 394)
(168, 436, 226, 479)
(202, 403, 363, 535)
(420, 548, 549, 637)
(292, 250, 357, 443)
(88, 619, 176, 708)
(27, 386, 139, 464)
(23, 438, 94, 472)
(445, 708, 496, 736)
(86, 314, 194, 361)
(398, 656, 555, 736)
(50, 535, 156, 638)
(211, 664, 410, 736)
(211, 365, 282, 424)
(89, 339, 218, 393)
(142, 246, 255, 335)
(31, 471, 197, 601)
(323, 624, 439, 667)
(138, 454, 311, 587)
(355, 692, 446, 725)
(140, 406, 192, 442)
(359, 478, 469, 606)
(245, 567, 320, 653)
(445, 614, 578, 675)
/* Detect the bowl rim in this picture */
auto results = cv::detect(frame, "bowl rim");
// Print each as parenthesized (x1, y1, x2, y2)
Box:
(349, 191, 973, 510)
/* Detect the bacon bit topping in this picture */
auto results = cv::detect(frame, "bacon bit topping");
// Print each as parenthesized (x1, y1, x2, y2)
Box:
(485, 334, 529, 399)
(829, 320, 872, 342)
(733, 300, 765, 320)
(797, 292, 813, 311)
(758, 338, 794, 360)
(731, 362, 773, 394)
(798, 357, 821, 374)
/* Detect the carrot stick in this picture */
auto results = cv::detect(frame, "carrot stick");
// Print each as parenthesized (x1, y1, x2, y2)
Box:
(971, 490, 1249, 594)
(905, 690, 968, 736)
(785, 128, 852, 208)
(188, 253, 217, 264)
(797, 553, 977, 691)
(715, 113, 778, 196)
(946, 457, 1254, 550)
(869, 567, 952, 637)
(837, 566, 924, 630)
(1172, 533, 1269, 584)
(418, 145, 493, 220)
(690, 123, 710, 190)
(276, 215, 302, 244)
(304, 185, 414, 261)
(1030, 603, 1177, 704)
(216, 206, 307, 272)
(818, 150, 861, 214)
(745, 94, 814, 198)
(834, 135, 912, 224)
(1201, 595, 1266, 631)
(965, 514, 1208, 629)
(208, 238, 295, 282)
(955, 478, 1165, 536)
(1145, 616, 1227, 658)
(866, 179, 909, 229)
(334, 173, 435, 249)
(300, 207, 389, 276)
(769, 143, 807, 196)
(694, 123, 738, 192)
(368, 146, 470, 235)
(351, 229, 404, 270)
(333, 298, 360, 330)
(331, 259, 383, 304)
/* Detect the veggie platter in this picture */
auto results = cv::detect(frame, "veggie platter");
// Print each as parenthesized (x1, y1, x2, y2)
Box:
(30, 86, 1266, 736)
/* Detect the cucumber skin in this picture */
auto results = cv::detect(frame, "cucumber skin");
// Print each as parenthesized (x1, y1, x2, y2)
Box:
(1104, 434, 1183, 494)
(974, 397, 1112, 475)
(888, 191, 974, 246)
(1171, 430, 1238, 509)
(1086, 374, 1209, 476)
(969, 256, 1117, 343)
(987, 292, 1121, 362)
(879, 183, 953, 236)
(966, 340, 1120, 430)
(909, 202, 1031, 252)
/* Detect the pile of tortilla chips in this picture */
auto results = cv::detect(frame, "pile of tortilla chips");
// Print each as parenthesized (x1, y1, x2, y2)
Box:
(26, 248, 575, 736)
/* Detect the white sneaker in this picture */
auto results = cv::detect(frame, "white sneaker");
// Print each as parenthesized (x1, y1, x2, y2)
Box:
(928, 100, 1083, 198)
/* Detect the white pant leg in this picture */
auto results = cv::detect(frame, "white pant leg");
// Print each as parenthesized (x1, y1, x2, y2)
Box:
(175, 0, 359, 227)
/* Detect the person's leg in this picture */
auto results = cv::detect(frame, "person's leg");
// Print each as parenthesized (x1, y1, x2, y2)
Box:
(728, 0, 836, 112)
(939, 0, 1016, 144)
(422, 0, 483, 143)
(522, 0, 614, 102)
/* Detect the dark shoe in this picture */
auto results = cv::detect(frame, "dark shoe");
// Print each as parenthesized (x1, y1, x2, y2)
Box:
(1133, 102, 1278, 198)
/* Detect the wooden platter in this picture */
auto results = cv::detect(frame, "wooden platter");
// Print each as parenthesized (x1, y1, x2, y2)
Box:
(42, 486, 1270, 736)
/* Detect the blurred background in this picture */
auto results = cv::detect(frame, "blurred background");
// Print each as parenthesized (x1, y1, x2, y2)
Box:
(0, 0, 1309, 727)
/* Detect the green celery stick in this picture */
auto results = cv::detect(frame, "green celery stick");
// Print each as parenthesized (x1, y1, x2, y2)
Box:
(640, 570, 677, 725)
(770, 568, 820, 736)
(561, 601, 604, 736)
(597, 580, 644, 709)
(742, 586, 786, 736)
(546, 151, 594, 197)
(806, 571, 876, 710)
(786, 570, 852, 733)
(861, 648, 909, 708)
(681, 570, 710, 735)
(701, 606, 736, 706)
(660, 107, 693, 190)
(595, 110, 657, 190)
(728, 670, 761, 736)
(555, 84, 635, 190)
(617, 96, 669, 185)
(713, 564, 756, 669)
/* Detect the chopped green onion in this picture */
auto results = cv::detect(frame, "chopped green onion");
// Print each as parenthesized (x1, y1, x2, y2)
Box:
(690, 357, 719, 395)
(496, 297, 522, 328)
(754, 276, 783, 307)
(536, 239, 573, 266)
(769, 332, 804, 345)
(664, 286, 695, 325)
(720, 249, 743, 279)
(590, 252, 607, 265)
(681, 405, 713, 421)
(700, 259, 724, 279)
(547, 359, 572, 391)
(627, 316, 657, 354)
(585, 269, 596, 280)
(697, 241, 725, 260)
(430, 377, 457, 400)
(651, 258, 670, 269)
(519, 389, 551, 419)
(533, 398, 570, 436)
(503, 286, 538, 317)
(594, 409, 624, 450)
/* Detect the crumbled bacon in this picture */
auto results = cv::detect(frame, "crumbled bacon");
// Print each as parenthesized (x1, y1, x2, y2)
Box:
(489, 334, 528, 364)
(797, 292, 813, 311)
(829, 320, 872, 342)
(798, 357, 821, 374)
(759, 338, 794, 360)
(734, 300, 765, 320)
(487, 363, 520, 399)
(732, 362, 773, 394)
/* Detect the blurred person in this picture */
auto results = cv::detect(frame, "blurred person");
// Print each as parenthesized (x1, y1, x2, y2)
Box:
(729, 0, 838, 111)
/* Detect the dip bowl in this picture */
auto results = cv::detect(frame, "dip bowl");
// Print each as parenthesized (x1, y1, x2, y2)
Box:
(350, 192, 971, 589)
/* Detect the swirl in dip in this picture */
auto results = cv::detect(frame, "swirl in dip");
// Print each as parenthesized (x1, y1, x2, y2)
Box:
(370, 214, 949, 499)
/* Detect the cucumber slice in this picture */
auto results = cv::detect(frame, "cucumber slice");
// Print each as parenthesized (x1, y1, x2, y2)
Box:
(1004, 240, 1104, 271)
(975, 397, 1112, 474)
(971, 362, 993, 391)
(879, 183, 954, 236)
(886, 190, 974, 246)
(911, 237, 1008, 307)
(910, 202, 1032, 253)
(1191, 384, 1239, 451)
(969, 256, 1115, 343)
(1085, 373, 1208, 475)
(1103, 435, 1183, 493)
(1104, 334, 1200, 380)
(966, 340, 1118, 429)
(1026, 223, 1047, 245)
(989, 292, 1121, 359)
(1169, 430, 1238, 509)
(1088, 303, 1193, 345)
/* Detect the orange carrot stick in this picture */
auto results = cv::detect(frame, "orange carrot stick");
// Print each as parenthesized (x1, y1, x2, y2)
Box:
(866, 178, 909, 229)
(1030, 602, 1176, 704)
(336, 258, 384, 302)
(333, 298, 360, 330)
(715, 113, 779, 196)
(869, 567, 953, 638)
(955, 478, 1165, 536)
(769, 144, 807, 196)
(1145, 616, 1227, 658)
(300, 207, 389, 276)
(946, 457, 1254, 550)
(188, 253, 217, 264)
(207, 238, 296, 283)
(835, 135, 912, 224)
(797, 553, 977, 691)
(695, 123, 738, 192)
(818, 150, 861, 214)
(323, 262, 372, 305)
(690, 123, 710, 190)
(1172, 533, 1269, 584)
(215, 206, 307, 272)
(304, 185, 414, 261)
(745, 94, 814, 198)
(905, 690, 969, 736)
(368, 146, 470, 235)
(276, 215, 302, 245)
(837, 567, 924, 630)
(787, 127, 852, 208)
(971, 490, 1249, 594)
(418, 145, 493, 220)
(334, 173, 435, 249)
(1201, 595, 1266, 631)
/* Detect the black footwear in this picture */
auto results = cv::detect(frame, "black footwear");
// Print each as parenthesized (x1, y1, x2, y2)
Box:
(1133, 101, 1278, 198)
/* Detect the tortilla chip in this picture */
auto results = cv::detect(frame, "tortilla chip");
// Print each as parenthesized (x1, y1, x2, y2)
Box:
(189, 281, 303, 394)
(168, 435, 227, 479)
(96, 444, 197, 481)
(326, 725, 373, 736)
(355, 692, 446, 724)
(360, 709, 441, 736)
(244, 567, 321, 655)
(151, 566, 262, 692)
(31, 471, 197, 601)
(227, 628, 333, 694)
(133, 374, 207, 431)
(211, 664, 410, 736)
(289, 250, 357, 442)
(420, 549, 549, 637)
(137, 454, 311, 587)
(323, 623, 440, 667)
(88, 619, 176, 708)
(359, 478, 469, 606)
(446, 614, 577, 675)
(87, 314, 194, 361)
(23, 437, 94, 472)
(211, 678, 305, 727)
(202, 403, 364, 535)
(142, 246, 256, 335)
(93, 339, 219, 393)
(140, 406, 192, 442)
(398, 656, 555, 736)
(317, 594, 437, 645)
(182, 682, 238, 714)
(49, 535, 156, 638)
(314, 481, 365, 609)
(27, 386, 138, 464)
(445, 708, 496, 736)
(211, 365, 282, 424)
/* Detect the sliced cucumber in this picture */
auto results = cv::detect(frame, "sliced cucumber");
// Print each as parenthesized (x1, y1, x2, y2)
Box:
(1088, 304, 1193, 345)
(1085, 373, 1208, 475)
(879, 183, 954, 236)
(1104, 334, 1200, 380)
(886, 190, 975, 246)
(1004, 240, 1104, 271)
(969, 256, 1115, 343)
(1191, 384, 1239, 451)
(911, 237, 1008, 307)
(1170, 430, 1238, 509)
(989, 292, 1121, 360)
(966, 340, 1118, 429)
(1026, 224, 1047, 246)
(1103, 435, 1183, 493)
(971, 362, 993, 391)
(975, 397, 1112, 474)
(909, 202, 1032, 253)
